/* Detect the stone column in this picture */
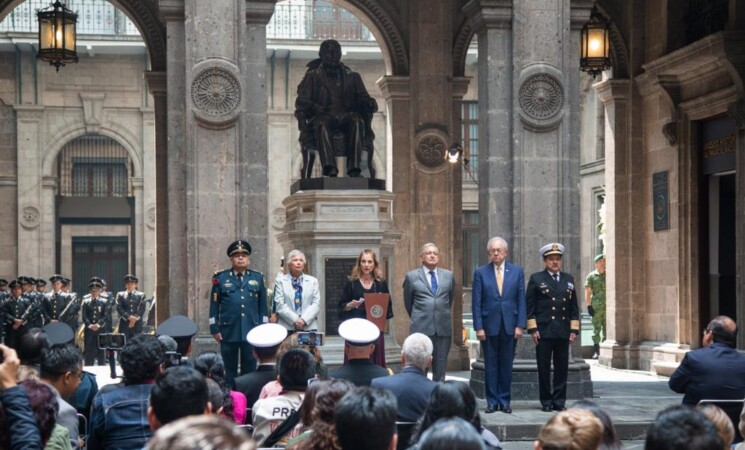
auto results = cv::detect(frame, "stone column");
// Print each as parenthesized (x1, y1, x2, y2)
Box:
(41, 176, 58, 276)
(139, 108, 157, 297)
(465, 0, 591, 399)
(377, 75, 412, 344)
(14, 106, 45, 276)
(595, 79, 641, 368)
(166, 0, 273, 351)
(729, 100, 745, 348)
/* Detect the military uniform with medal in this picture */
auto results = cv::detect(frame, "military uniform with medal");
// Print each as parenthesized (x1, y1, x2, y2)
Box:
(209, 240, 268, 386)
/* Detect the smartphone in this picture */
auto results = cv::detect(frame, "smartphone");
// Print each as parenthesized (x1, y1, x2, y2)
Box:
(97, 333, 126, 350)
(296, 331, 324, 347)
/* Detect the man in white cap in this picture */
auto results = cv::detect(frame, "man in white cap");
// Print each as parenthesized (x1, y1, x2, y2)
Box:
(235, 323, 287, 419)
(330, 318, 388, 386)
(526, 243, 579, 412)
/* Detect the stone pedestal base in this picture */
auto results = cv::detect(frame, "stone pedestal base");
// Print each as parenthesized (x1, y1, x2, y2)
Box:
(277, 189, 403, 368)
(469, 334, 593, 401)
(469, 358, 593, 401)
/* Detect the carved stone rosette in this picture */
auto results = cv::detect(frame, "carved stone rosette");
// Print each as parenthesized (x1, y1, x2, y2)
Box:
(190, 59, 243, 127)
(21, 206, 40, 230)
(414, 129, 449, 172)
(517, 65, 566, 131)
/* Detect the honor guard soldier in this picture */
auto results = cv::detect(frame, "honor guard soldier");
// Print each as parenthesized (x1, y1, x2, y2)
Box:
(585, 254, 606, 359)
(209, 240, 268, 386)
(329, 318, 389, 387)
(526, 243, 580, 412)
(116, 274, 147, 341)
(5, 279, 32, 349)
(60, 277, 81, 333)
(42, 275, 69, 324)
(0, 279, 9, 298)
(82, 279, 110, 366)
(19, 276, 44, 329)
(36, 278, 48, 295)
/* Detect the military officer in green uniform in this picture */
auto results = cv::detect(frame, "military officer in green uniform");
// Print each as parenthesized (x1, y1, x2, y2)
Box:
(584, 254, 606, 359)
(209, 239, 268, 386)
(526, 243, 579, 412)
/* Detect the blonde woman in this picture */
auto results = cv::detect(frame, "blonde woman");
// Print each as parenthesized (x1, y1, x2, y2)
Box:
(534, 408, 603, 450)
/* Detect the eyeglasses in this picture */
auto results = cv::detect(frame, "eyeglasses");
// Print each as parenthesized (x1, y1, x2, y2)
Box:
(489, 248, 507, 255)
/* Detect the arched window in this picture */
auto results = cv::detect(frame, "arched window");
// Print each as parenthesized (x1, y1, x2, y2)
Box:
(58, 135, 133, 198)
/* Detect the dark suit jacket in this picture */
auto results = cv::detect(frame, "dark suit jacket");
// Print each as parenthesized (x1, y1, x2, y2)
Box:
(669, 342, 745, 405)
(526, 270, 579, 338)
(472, 261, 526, 335)
(235, 364, 277, 411)
(403, 267, 455, 336)
(370, 366, 436, 422)
(329, 359, 389, 387)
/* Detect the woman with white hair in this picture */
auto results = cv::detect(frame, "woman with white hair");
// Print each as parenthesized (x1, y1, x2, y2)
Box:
(273, 250, 321, 332)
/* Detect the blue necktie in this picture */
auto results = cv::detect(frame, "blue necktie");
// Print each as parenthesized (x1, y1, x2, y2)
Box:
(292, 276, 303, 313)
(429, 270, 438, 294)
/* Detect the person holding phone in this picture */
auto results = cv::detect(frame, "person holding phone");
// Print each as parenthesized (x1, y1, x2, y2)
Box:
(273, 250, 321, 333)
(339, 249, 393, 367)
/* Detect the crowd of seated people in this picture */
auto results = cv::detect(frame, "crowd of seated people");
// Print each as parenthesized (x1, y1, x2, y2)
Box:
(3, 317, 745, 450)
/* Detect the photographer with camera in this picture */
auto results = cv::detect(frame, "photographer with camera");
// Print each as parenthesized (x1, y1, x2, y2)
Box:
(156, 315, 199, 368)
(88, 334, 164, 450)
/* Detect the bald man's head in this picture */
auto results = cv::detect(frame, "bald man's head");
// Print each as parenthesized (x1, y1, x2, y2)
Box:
(707, 316, 737, 348)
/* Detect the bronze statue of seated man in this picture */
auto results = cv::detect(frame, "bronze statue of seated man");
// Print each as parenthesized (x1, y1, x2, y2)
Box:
(295, 39, 378, 178)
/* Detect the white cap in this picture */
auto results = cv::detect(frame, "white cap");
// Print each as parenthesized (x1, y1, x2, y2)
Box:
(338, 318, 380, 345)
(247, 323, 287, 348)
(539, 242, 565, 258)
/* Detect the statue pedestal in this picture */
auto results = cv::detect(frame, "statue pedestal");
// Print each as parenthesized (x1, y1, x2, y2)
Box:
(277, 188, 403, 367)
(469, 335, 593, 401)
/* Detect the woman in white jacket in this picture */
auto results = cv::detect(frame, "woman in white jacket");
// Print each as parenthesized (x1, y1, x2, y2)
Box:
(273, 249, 321, 332)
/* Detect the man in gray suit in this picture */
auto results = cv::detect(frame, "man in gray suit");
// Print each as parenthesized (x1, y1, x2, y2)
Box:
(403, 243, 455, 381)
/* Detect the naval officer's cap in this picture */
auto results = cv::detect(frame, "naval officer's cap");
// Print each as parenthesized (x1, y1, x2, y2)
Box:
(36, 278, 47, 287)
(247, 323, 287, 348)
(88, 280, 103, 290)
(18, 276, 31, 285)
(61, 278, 71, 287)
(0, 279, 7, 287)
(9, 279, 20, 289)
(338, 318, 380, 346)
(539, 243, 565, 258)
(43, 322, 75, 346)
(123, 274, 139, 283)
(227, 240, 252, 257)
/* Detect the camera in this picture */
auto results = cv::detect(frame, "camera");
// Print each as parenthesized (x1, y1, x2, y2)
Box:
(164, 351, 182, 368)
(97, 333, 126, 350)
(296, 331, 324, 347)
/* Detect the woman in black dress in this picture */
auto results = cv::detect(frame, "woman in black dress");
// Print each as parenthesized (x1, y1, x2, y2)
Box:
(338, 249, 393, 367)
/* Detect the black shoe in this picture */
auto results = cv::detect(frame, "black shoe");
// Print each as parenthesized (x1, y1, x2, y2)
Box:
(541, 405, 553, 412)
(552, 405, 566, 411)
(501, 405, 512, 414)
(323, 166, 339, 177)
(485, 405, 498, 414)
(347, 168, 362, 177)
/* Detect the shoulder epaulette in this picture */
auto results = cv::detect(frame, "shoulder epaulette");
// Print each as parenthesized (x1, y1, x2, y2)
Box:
(213, 269, 230, 277)
(248, 269, 264, 276)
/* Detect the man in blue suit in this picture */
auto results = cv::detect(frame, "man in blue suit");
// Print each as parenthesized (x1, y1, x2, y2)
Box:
(669, 315, 745, 405)
(371, 333, 436, 422)
(472, 236, 526, 414)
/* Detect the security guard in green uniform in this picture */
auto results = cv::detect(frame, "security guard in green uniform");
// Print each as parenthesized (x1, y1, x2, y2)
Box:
(526, 243, 579, 412)
(209, 239, 268, 386)
(584, 254, 606, 359)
